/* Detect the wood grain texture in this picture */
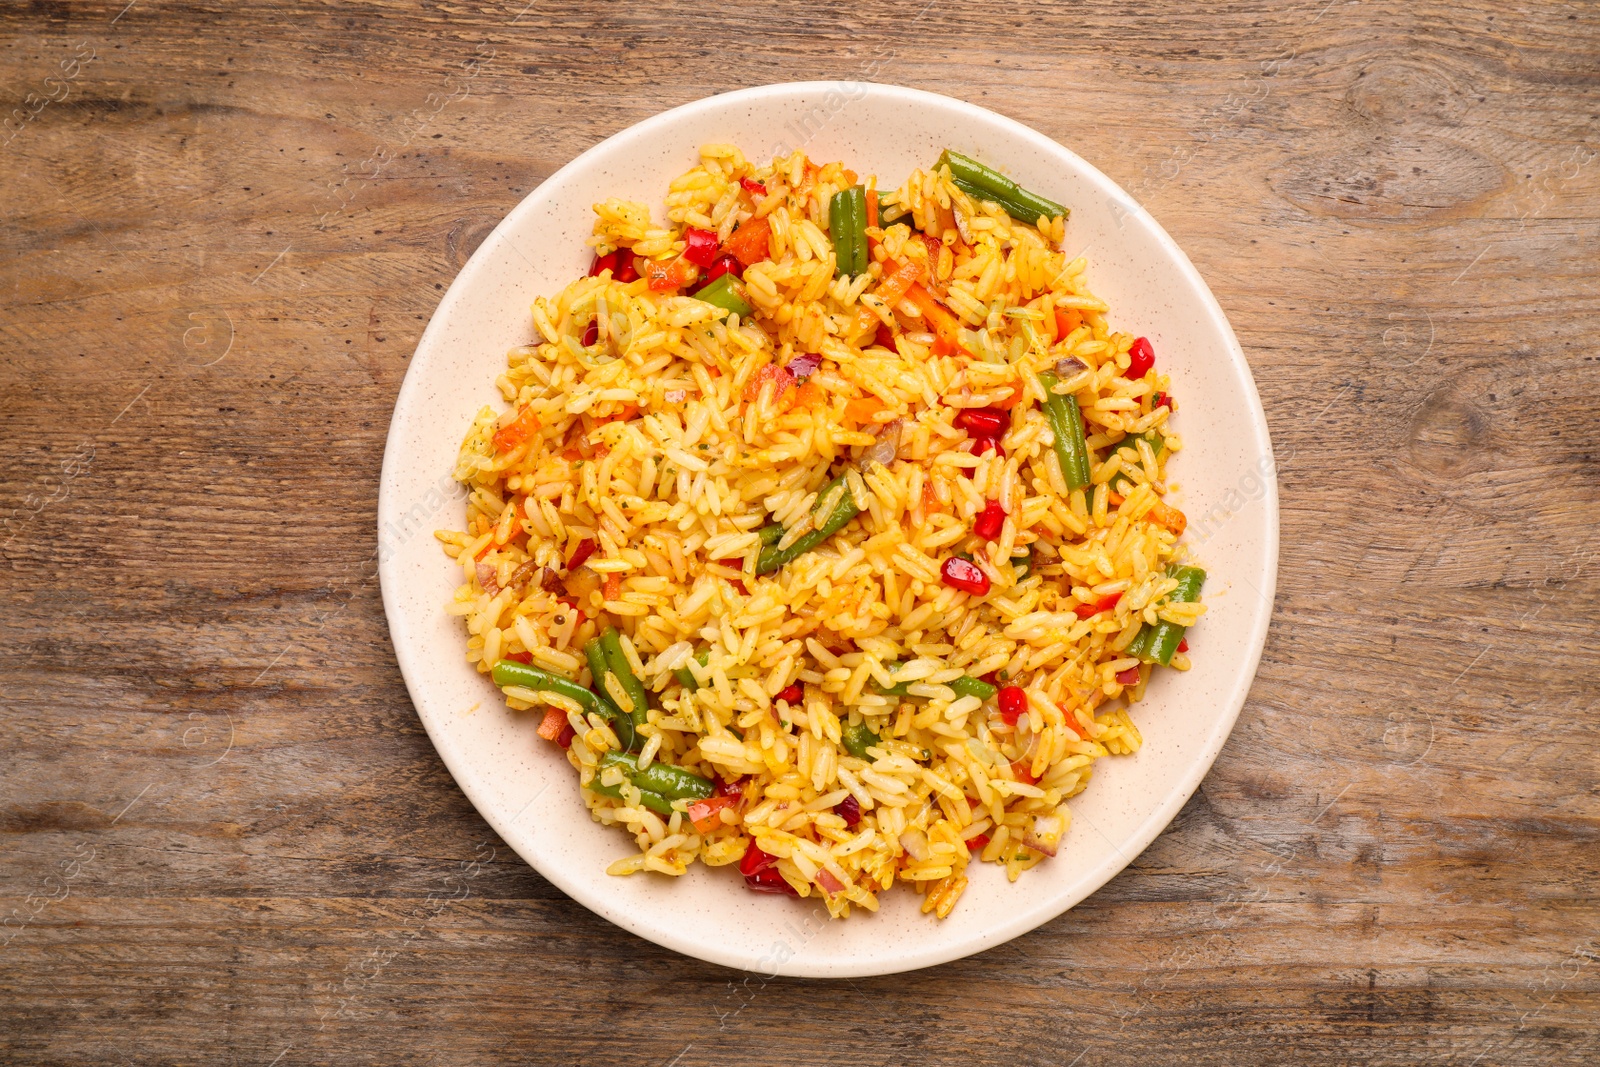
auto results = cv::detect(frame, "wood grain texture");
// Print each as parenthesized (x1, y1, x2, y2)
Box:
(2, 1, 1597, 1063)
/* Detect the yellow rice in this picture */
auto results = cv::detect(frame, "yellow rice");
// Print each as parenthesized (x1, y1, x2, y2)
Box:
(436, 144, 1203, 919)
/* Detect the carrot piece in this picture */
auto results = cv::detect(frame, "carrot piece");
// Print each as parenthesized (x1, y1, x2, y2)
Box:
(904, 283, 966, 354)
(865, 188, 879, 229)
(1148, 499, 1187, 535)
(687, 795, 738, 833)
(723, 216, 772, 267)
(602, 572, 622, 602)
(843, 396, 887, 426)
(793, 378, 825, 410)
(850, 257, 922, 335)
(537, 706, 568, 742)
(492, 407, 541, 453)
(1053, 307, 1083, 343)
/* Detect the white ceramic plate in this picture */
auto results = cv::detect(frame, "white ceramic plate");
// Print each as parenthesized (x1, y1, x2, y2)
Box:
(378, 82, 1278, 978)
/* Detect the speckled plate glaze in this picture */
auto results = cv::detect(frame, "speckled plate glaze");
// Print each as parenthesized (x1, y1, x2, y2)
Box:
(378, 82, 1278, 978)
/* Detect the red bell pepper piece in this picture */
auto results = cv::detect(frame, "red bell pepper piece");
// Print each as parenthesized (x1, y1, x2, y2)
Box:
(1126, 336, 1155, 379)
(682, 226, 720, 268)
(998, 685, 1028, 725)
(940, 557, 990, 597)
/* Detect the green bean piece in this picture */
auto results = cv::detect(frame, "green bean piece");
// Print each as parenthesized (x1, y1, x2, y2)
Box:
(599, 750, 714, 801)
(877, 201, 910, 229)
(876, 665, 912, 698)
(598, 628, 649, 729)
(758, 523, 785, 545)
(829, 187, 867, 278)
(950, 676, 998, 701)
(1124, 625, 1156, 662)
(583, 639, 636, 750)
(1011, 547, 1033, 581)
(490, 660, 601, 714)
(588, 778, 676, 816)
(673, 650, 710, 691)
(695, 273, 754, 318)
(1038, 371, 1092, 491)
(1108, 430, 1166, 494)
(841, 721, 881, 760)
(756, 473, 862, 574)
(1140, 565, 1206, 667)
(937, 150, 1069, 227)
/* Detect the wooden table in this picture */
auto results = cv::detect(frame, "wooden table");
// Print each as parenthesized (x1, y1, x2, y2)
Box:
(3, 2, 1596, 1063)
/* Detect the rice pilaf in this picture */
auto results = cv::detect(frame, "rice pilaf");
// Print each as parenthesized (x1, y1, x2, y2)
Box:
(436, 144, 1206, 919)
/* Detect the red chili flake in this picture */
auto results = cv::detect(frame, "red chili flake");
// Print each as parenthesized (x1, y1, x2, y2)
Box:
(998, 685, 1028, 725)
(682, 226, 720, 268)
(776, 684, 803, 704)
(587, 250, 620, 277)
(566, 538, 597, 570)
(973, 499, 1006, 541)
(613, 252, 639, 283)
(835, 794, 861, 828)
(955, 408, 1010, 437)
(1127, 336, 1155, 379)
(940, 556, 991, 597)
(1115, 666, 1142, 686)
(1177, 638, 1190, 653)
(739, 177, 767, 197)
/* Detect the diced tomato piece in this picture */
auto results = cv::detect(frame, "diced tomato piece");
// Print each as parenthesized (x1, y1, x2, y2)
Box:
(1151, 390, 1171, 411)
(723, 216, 772, 267)
(1177, 638, 1189, 653)
(492, 407, 541, 454)
(940, 557, 990, 597)
(998, 685, 1028, 725)
(1126, 336, 1155, 379)
(974, 499, 1006, 541)
(687, 795, 738, 833)
(614, 254, 639, 283)
(717, 776, 745, 799)
(967, 833, 991, 853)
(728, 578, 748, 595)
(1009, 758, 1037, 786)
(793, 379, 825, 410)
(566, 538, 597, 570)
(776, 684, 803, 704)
(506, 651, 534, 665)
(537, 706, 568, 742)
(588, 250, 620, 277)
(739, 177, 767, 197)
(1115, 666, 1142, 686)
